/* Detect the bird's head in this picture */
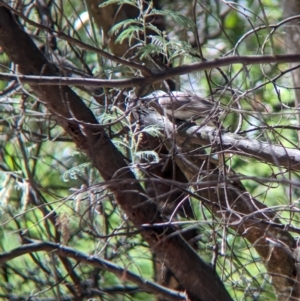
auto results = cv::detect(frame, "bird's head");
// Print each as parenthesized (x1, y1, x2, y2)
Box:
(141, 90, 167, 101)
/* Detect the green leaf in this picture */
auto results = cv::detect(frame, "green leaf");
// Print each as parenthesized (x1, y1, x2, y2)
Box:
(137, 44, 162, 59)
(144, 23, 163, 36)
(150, 9, 196, 30)
(98, 0, 137, 8)
(149, 35, 168, 48)
(115, 26, 142, 44)
(109, 19, 140, 36)
(140, 124, 163, 138)
(168, 40, 199, 61)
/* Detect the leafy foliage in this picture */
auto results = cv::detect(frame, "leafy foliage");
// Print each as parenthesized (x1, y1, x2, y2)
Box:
(1, 0, 300, 301)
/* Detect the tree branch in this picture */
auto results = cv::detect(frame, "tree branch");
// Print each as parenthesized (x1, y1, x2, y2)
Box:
(143, 111, 300, 171)
(1, 51, 300, 88)
(0, 240, 185, 301)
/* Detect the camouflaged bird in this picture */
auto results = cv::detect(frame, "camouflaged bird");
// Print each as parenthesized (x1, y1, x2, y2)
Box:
(141, 90, 220, 124)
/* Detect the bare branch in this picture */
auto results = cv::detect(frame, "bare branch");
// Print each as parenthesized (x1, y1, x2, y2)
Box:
(0, 240, 186, 301)
(1, 53, 300, 88)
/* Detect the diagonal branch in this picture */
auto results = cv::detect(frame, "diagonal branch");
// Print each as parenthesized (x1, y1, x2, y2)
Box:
(143, 112, 300, 171)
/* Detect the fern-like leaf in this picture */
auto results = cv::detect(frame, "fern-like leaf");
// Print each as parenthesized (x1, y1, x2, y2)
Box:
(168, 40, 199, 61)
(115, 26, 142, 44)
(150, 9, 196, 30)
(139, 124, 163, 138)
(109, 19, 140, 36)
(98, 0, 137, 9)
(137, 44, 162, 59)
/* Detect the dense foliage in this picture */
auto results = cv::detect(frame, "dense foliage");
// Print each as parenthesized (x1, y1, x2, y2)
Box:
(1, 1, 300, 301)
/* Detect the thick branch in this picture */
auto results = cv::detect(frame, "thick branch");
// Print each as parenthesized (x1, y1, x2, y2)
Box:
(144, 112, 300, 171)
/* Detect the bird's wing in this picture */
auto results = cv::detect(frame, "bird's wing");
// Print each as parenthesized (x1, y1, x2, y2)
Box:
(159, 93, 214, 112)
(158, 94, 192, 110)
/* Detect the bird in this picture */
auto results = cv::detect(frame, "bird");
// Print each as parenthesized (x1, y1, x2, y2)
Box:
(141, 90, 219, 123)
